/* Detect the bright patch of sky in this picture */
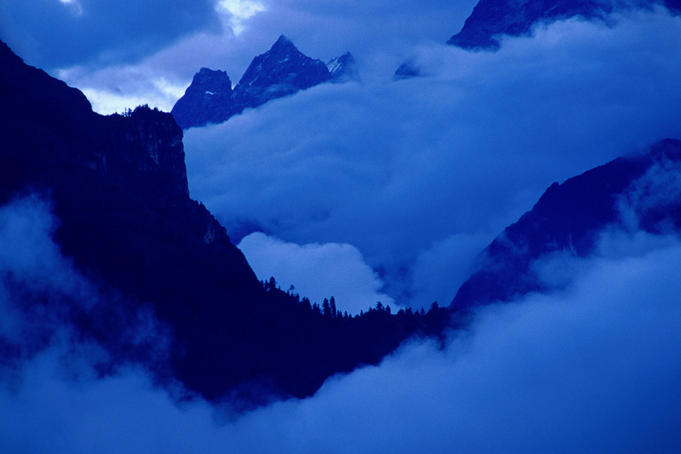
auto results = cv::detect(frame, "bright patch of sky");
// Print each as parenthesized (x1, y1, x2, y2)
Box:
(80, 78, 185, 114)
(57, 0, 83, 16)
(216, 0, 266, 36)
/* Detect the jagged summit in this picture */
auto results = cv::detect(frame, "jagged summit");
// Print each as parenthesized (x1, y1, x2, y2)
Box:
(193, 67, 232, 89)
(171, 67, 233, 129)
(327, 52, 360, 82)
(172, 36, 354, 129)
(231, 35, 331, 110)
(271, 34, 295, 50)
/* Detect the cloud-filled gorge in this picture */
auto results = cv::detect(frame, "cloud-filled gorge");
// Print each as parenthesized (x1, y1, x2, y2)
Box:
(185, 10, 681, 309)
(2, 198, 680, 452)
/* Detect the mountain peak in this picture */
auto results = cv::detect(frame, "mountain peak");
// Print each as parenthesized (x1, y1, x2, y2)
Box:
(171, 36, 343, 128)
(231, 35, 331, 110)
(192, 67, 231, 86)
(273, 34, 294, 48)
(327, 52, 360, 82)
(171, 67, 233, 129)
(266, 34, 305, 61)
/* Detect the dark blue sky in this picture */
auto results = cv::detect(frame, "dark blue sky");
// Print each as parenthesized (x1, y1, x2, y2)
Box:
(0, 0, 219, 68)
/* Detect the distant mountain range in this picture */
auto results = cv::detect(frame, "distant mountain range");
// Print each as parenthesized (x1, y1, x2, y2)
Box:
(171, 35, 358, 129)
(448, 0, 681, 50)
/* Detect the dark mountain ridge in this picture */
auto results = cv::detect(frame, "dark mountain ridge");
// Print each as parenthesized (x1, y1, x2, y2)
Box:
(451, 138, 681, 309)
(448, 0, 681, 50)
(0, 40, 449, 407)
(172, 35, 356, 129)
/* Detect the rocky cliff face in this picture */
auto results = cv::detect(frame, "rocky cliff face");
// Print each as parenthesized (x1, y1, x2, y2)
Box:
(0, 38, 263, 396)
(448, 0, 679, 50)
(451, 138, 681, 309)
(172, 36, 354, 129)
(0, 40, 190, 204)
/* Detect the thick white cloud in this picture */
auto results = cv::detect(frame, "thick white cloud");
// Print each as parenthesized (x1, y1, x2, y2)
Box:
(0, 196, 85, 299)
(185, 11, 681, 305)
(408, 232, 491, 308)
(238, 232, 393, 313)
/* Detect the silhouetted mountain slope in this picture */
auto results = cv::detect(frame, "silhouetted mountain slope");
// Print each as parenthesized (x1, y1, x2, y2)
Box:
(172, 36, 353, 129)
(448, 0, 680, 50)
(451, 138, 681, 309)
(0, 41, 450, 406)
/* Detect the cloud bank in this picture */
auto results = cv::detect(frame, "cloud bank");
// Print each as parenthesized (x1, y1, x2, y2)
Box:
(2, 220, 680, 453)
(184, 10, 681, 306)
(238, 232, 394, 313)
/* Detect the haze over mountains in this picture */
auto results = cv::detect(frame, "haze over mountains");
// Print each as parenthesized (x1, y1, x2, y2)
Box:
(3, 30, 680, 405)
(1, 0, 681, 451)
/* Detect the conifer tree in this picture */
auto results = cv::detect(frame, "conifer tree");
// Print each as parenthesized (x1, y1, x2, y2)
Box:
(329, 296, 337, 318)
